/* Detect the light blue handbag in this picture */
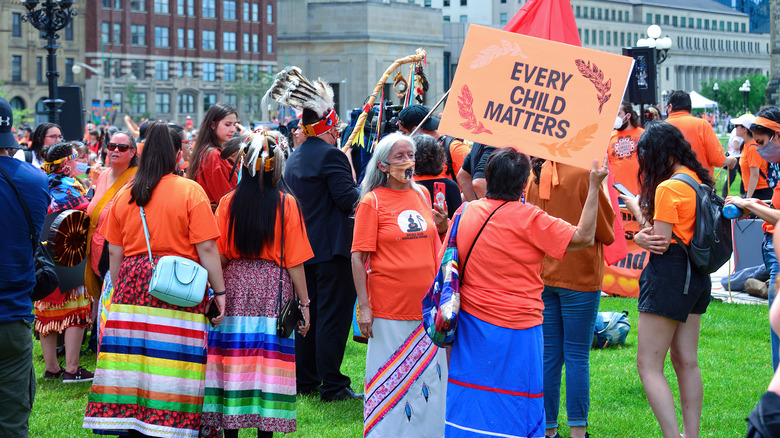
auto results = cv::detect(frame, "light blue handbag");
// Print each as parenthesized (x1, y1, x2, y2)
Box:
(140, 206, 208, 307)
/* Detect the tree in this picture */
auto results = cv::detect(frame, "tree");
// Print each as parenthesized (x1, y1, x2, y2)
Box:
(698, 74, 768, 117)
(229, 68, 275, 121)
(0, 81, 35, 129)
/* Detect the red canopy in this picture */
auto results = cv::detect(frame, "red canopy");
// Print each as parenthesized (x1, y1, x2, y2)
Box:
(502, 0, 582, 46)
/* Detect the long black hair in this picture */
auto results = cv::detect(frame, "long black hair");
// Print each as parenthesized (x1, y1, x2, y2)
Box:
(186, 103, 237, 180)
(31, 122, 61, 161)
(637, 122, 714, 221)
(129, 122, 177, 207)
(226, 133, 286, 258)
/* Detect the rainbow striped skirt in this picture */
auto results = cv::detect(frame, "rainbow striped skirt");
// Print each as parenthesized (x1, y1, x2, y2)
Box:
(83, 254, 209, 438)
(200, 258, 297, 433)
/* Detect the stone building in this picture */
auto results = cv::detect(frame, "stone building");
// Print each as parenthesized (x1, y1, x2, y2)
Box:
(277, 0, 445, 121)
(2, 0, 86, 126)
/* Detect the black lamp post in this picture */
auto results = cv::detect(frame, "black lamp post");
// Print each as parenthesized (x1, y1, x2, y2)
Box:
(22, 0, 78, 124)
(739, 80, 751, 113)
(713, 82, 719, 130)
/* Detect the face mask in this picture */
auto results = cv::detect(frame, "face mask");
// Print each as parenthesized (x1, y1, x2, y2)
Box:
(75, 162, 89, 176)
(613, 115, 628, 130)
(757, 135, 780, 163)
(385, 160, 415, 183)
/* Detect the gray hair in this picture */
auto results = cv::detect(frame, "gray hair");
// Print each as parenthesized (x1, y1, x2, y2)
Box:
(360, 132, 424, 202)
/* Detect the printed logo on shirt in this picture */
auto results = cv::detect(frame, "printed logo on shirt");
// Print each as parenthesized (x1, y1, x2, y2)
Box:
(611, 135, 637, 160)
(397, 209, 428, 234)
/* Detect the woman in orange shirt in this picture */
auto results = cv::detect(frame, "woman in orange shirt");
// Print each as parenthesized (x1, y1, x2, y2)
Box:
(187, 103, 239, 206)
(623, 122, 715, 438)
(203, 131, 312, 438)
(725, 107, 780, 372)
(83, 122, 226, 438)
(733, 114, 773, 200)
(352, 132, 448, 437)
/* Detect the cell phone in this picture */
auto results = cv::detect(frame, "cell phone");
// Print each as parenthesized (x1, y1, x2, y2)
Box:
(612, 183, 636, 198)
(433, 182, 446, 209)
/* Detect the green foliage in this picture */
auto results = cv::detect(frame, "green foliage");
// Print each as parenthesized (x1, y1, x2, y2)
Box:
(229, 69, 275, 121)
(0, 81, 35, 129)
(698, 74, 769, 116)
(29, 297, 772, 437)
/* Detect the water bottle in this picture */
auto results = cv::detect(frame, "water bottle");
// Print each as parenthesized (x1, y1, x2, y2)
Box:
(722, 204, 743, 220)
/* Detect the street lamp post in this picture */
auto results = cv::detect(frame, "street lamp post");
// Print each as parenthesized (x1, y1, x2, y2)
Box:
(22, 0, 78, 124)
(739, 79, 751, 113)
(632, 25, 673, 125)
(713, 82, 719, 130)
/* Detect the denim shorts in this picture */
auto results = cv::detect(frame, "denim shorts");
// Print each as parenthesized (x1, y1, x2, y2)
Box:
(638, 243, 711, 323)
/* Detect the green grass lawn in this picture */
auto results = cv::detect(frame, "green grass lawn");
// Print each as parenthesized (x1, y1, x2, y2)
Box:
(29, 296, 773, 437)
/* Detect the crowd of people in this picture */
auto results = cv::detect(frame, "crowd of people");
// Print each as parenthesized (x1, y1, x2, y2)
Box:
(0, 79, 779, 438)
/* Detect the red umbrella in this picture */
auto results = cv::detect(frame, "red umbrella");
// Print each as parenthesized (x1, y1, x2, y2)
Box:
(504, 0, 628, 265)
(502, 0, 582, 46)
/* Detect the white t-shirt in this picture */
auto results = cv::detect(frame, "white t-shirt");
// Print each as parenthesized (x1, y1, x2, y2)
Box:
(13, 149, 44, 169)
(727, 127, 744, 158)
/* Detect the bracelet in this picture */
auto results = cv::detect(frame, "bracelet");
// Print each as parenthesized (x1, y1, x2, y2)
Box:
(298, 300, 311, 308)
(213, 290, 226, 296)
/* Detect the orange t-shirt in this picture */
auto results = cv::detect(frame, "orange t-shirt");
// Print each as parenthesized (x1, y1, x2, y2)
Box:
(351, 186, 441, 320)
(666, 112, 727, 175)
(607, 126, 644, 195)
(763, 186, 780, 234)
(102, 174, 220, 262)
(214, 191, 313, 267)
(441, 198, 576, 330)
(653, 167, 700, 245)
(740, 140, 770, 193)
(445, 138, 471, 179)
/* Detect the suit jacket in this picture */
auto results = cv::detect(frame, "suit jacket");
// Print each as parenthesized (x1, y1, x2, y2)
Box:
(284, 136, 359, 264)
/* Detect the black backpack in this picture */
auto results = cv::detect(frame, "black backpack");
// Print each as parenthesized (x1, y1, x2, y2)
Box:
(671, 173, 733, 292)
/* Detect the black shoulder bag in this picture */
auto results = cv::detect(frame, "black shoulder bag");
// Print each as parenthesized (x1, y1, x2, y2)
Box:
(276, 187, 303, 338)
(0, 164, 59, 301)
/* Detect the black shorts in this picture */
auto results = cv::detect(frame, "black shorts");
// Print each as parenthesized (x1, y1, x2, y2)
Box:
(638, 243, 711, 323)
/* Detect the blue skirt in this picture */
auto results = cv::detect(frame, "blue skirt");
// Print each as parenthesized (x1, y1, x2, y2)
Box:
(446, 310, 545, 438)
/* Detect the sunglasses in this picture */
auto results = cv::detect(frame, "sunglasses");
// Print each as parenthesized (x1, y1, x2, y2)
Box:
(107, 143, 132, 152)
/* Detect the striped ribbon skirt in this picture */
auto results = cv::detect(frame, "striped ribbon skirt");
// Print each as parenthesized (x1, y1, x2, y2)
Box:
(200, 258, 297, 433)
(83, 254, 209, 438)
(445, 310, 545, 438)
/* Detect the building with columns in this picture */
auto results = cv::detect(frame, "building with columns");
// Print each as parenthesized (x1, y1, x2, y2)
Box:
(573, 0, 770, 103)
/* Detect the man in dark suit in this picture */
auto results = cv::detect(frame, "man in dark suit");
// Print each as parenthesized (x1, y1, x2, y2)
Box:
(284, 107, 362, 401)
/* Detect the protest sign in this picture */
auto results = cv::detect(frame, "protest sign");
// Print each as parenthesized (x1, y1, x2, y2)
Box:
(603, 207, 647, 298)
(440, 25, 634, 170)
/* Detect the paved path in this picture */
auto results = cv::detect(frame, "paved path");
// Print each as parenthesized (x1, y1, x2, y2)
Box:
(710, 256, 768, 305)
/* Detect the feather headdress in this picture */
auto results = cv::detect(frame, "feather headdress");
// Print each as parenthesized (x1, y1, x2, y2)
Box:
(263, 66, 335, 118)
(235, 129, 289, 181)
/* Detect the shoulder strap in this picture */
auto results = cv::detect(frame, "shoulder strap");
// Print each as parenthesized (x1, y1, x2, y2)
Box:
(670, 172, 700, 194)
(0, 164, 38, 250)
(24, 150, 33, 164)
(277, 182, 288, 318)
(138, 206, 154, 264)
(438, 136, 456, 180)
(461, 201, 509, 281)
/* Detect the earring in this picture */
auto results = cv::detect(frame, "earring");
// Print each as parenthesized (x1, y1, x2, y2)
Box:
(61, 165, 71, 175)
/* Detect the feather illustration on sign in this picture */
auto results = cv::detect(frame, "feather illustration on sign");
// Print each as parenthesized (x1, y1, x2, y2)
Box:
(470, 40, 528, 69)
(458, 85, 493, 135)
(539, 124, 598, 158)
(575, 59, 612, 114)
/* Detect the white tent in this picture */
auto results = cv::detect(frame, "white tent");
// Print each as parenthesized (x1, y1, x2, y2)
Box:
(689, 90, 718, 109)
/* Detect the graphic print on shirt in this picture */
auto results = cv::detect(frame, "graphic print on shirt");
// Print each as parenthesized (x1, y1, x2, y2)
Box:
(611, 134, 637, 160)
(397, 209, 428, 235)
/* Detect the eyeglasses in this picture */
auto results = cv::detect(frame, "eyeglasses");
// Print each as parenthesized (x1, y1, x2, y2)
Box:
(45, 134, 64, 140)
(107, 143, 132, 152)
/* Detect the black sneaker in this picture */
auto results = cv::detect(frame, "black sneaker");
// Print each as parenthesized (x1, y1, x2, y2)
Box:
(43, 369, 63, 379)
(62, 366, 94, 383)
(320, 387, 363, 402)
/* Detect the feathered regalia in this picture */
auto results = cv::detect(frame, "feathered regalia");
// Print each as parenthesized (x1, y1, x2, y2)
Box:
(263, 66, 339, 137)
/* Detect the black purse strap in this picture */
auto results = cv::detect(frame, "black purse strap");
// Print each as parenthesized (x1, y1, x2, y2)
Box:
(277, 183, 286, 317)
(0, 163, 39, 251)
(461, 201, 508, 281)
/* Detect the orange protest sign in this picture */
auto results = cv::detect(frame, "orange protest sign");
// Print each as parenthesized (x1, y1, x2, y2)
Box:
(440, 25, 634, 170)
(602, 207, 648, 298)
